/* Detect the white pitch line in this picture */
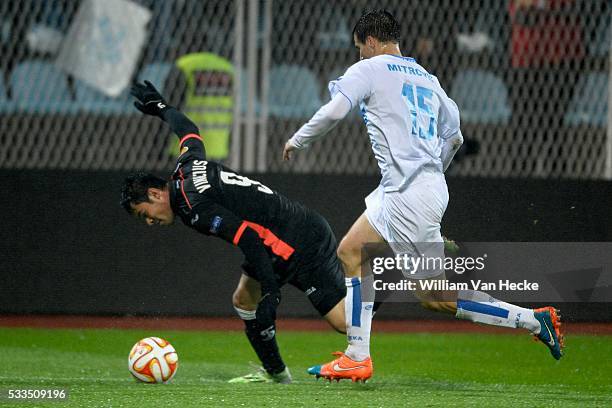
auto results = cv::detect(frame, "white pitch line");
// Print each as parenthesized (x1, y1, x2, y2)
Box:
(0, 376, 225, 385)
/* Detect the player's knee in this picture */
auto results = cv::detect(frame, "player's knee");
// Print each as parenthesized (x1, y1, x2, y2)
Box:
(232, 289, 257, 312)
(337, 238, 360, 271)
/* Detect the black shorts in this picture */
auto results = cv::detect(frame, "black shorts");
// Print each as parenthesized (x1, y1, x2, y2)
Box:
(242, 211, 346, 316)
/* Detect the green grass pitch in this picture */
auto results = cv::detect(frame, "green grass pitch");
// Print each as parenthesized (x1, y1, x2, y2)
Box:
(0, 327, 610, 407)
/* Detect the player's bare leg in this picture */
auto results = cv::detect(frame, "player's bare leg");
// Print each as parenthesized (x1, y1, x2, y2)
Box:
(412, 274, 564, 360)
(338, 212, 384, 358)
(307, 213, 383, 382)
(229, 274, 292, 384)
(232, 273, 261, 309)
(337, 213, 386, 278)
(323, 298, 346, 334)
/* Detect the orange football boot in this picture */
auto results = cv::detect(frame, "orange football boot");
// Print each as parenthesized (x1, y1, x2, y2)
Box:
(307, 351, 373, 382)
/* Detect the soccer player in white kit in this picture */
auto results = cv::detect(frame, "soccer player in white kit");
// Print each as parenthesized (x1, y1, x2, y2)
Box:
(283, 9, 564, 382)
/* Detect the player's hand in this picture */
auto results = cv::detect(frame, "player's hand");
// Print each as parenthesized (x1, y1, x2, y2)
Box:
(443, 236, 460, 255)
(256, 291, 281, 328)
(283, 141, 298, 161)
(130, 80, 170, 117)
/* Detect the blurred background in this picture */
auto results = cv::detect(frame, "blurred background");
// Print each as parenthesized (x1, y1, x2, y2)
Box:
(0, 0, 610, 320)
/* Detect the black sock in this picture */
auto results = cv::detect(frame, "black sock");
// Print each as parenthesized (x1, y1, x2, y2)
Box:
(373, 300, 383, 315)
(243, 320, 285, 375)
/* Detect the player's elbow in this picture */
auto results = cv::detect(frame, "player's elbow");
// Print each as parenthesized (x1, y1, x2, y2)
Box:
(324, 94, 351, 121)
(451, 131, 464, 149)
(328, 109, 348, 122)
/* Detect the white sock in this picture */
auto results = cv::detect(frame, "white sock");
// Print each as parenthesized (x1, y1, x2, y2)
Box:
(344, 277, 374, 361)
(455, 290, 541, 334)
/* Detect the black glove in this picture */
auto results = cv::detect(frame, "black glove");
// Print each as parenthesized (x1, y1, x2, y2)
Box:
(256, 291, 281, 328)
(130, 80, 170, 117)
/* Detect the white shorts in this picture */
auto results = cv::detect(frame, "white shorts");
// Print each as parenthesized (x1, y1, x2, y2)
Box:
(365, 168, 449, 279)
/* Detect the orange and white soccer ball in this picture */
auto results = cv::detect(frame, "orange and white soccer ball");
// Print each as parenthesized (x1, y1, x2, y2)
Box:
(128, 337, 178, 383)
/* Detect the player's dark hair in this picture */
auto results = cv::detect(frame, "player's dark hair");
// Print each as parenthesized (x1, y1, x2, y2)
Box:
(353, 9, 400, 44)
(120, 172, 167, 214)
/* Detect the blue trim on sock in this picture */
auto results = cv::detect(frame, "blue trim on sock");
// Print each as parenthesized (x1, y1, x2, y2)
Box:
(351, 277, 361, 327)
(457, 299, 509, 318)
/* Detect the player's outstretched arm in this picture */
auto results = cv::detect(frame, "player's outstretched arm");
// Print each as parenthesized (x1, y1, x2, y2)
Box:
(284, 60, 372, 160)
(131, 81, 206, 158)
(283, 92, 351, 161)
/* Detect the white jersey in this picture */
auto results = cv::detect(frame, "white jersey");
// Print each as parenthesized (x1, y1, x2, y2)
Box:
(330, 54, 461, 192)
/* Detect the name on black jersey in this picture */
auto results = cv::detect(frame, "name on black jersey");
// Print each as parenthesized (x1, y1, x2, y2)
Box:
(192, 160, 211, 193)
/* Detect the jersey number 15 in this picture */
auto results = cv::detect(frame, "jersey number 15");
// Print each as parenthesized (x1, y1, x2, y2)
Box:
(402, 83, 437, 140)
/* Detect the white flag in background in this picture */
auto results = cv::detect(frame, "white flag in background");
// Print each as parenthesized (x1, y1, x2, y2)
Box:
(56, 0, 151, 97)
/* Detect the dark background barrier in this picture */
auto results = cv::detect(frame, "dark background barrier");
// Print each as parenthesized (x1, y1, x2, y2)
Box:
(1, 170, 610, 321)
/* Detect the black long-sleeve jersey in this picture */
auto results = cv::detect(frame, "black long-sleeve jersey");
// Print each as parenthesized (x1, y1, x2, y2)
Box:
(162, 108, 316, 295)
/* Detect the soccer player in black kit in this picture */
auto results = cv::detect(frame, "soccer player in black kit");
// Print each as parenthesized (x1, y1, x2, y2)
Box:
(120, 81, 347, 384)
